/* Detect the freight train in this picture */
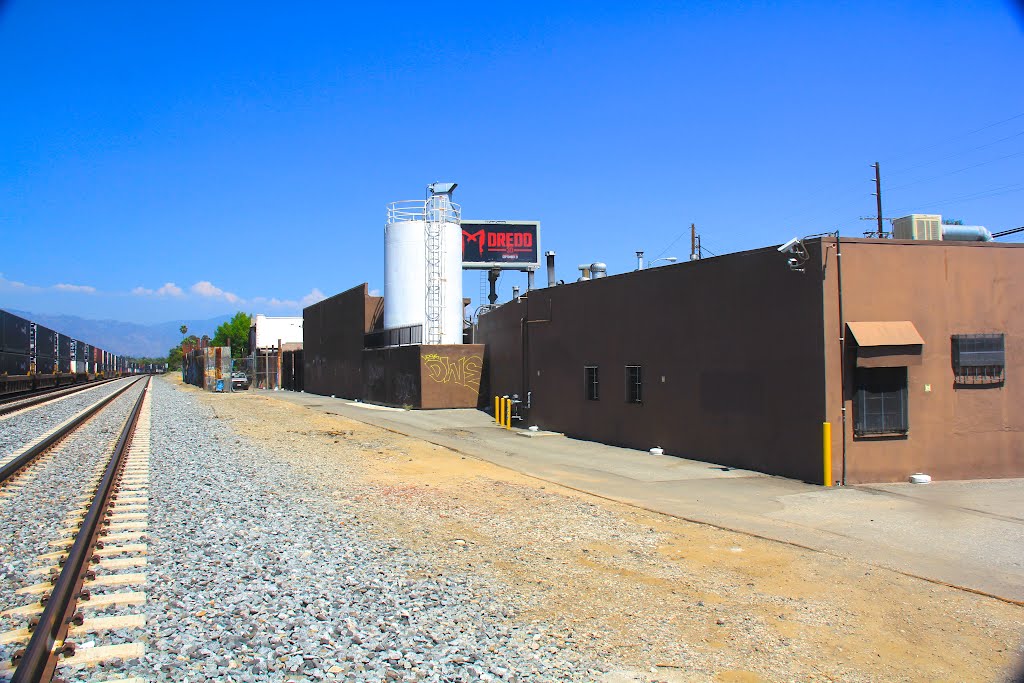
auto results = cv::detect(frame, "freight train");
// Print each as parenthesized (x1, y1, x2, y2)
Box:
(0, 309, 164, 396)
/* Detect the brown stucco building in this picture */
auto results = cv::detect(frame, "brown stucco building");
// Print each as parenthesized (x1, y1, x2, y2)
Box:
(303, 283, 483, 409)
(477, 238, 1023, 484)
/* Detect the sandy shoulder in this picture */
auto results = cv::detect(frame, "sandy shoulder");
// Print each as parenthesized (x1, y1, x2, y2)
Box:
(169, 377, 1023, 683)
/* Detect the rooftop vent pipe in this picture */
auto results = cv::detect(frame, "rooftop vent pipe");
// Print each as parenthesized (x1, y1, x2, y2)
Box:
(941, 225, 993, 242)
(577, 264, 591, 282)
(590, 262, 607, 278)
(546, 251, 557, 287)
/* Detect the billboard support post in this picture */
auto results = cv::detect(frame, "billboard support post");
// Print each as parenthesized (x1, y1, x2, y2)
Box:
(487, 269, 500, 305)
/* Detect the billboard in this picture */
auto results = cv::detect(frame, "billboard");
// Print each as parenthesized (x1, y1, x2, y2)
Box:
(461, 220, 540, 270)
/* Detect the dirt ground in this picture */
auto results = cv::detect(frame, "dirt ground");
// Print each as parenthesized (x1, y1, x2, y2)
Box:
(172, 377, 1024, 682)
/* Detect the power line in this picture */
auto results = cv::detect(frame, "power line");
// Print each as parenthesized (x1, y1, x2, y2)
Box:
(886, 150, 1024, 193)
(783, 113, 1024, 221)
(886, 129, 1024, 177)
(880, 111, 1024, 164)
(886, 182, 1024, 215)
(651, 231, 686, 261)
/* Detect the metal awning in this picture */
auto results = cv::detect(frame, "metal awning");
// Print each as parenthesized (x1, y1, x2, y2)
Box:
(847, 321, 925, 347)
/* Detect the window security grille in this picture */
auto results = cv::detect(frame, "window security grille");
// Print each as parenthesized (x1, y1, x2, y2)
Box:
(625, 365, 643, 403)
(951, 334, 1005, 385)
(584, 366, 599, 401)
(854, 366, 908, 436)
(364, 324, 423, 349)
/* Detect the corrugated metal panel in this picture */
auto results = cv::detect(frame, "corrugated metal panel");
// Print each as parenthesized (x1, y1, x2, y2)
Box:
(35, 325, 57, 357)
(2, 311, 31, 355)
(0, 351, 31, 376)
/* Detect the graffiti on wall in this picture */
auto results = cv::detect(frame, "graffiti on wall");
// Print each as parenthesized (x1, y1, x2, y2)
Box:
(423, 353, 482, 393)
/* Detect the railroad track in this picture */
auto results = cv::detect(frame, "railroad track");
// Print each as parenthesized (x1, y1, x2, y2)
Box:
(0, 379, 124, 419)
(0, 376, 151, 682)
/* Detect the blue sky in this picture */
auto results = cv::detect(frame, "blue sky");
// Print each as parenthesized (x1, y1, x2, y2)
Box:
(1, 1, 1022, 324)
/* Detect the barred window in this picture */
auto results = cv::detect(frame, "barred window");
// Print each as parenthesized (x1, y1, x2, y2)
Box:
(625, 365, 643, 403)
(952, 333, 1005, 385)
(854, 366, 908, 436)
(584, 366, 599, 400)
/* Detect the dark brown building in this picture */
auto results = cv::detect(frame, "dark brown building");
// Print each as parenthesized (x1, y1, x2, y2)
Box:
(304, 284, 383, 399)
(478, 238, 1023, 484)
(303, 283, 483, 409)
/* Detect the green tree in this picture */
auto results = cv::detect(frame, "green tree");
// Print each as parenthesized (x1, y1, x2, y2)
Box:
(212, 312, 252, 358)
(168, 334, 199, 370)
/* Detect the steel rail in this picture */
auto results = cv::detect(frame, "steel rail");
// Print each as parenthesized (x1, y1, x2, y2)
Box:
(0, 378, 123, 417)
(0, 380, 115, 405)
(0, 378, 142, 486)
(11, 376, 150, 683)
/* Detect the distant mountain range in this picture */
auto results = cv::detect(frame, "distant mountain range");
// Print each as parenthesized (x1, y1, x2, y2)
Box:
(6, 309, 231, 358)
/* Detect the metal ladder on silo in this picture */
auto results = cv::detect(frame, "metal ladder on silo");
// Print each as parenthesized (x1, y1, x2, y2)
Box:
(424, 195, 445, 345)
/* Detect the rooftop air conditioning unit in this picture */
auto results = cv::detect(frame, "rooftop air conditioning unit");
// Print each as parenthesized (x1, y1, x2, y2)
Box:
(893, 214, 942, 241)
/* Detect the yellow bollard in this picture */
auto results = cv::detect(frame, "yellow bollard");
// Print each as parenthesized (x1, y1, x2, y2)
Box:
(822, 422, 833, 487)
(504, 397, 511, 430)
(494, 396, 500, 425)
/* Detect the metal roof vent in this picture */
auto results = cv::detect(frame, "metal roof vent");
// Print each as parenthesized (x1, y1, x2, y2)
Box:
(590, 262, 607, 278)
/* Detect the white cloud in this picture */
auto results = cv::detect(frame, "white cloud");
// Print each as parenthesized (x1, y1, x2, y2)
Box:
(132, 282, 184, 297)
(249, 288, 325, 311)
(53, 283, 96, 294)
(191, 280, 240, 304)
(368, 288, 381, 297)
(0, 273, 38, 291)
(301, 288, 326, 307)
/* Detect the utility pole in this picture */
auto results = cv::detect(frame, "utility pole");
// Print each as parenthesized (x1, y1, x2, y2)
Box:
(872, 162, 884, 238)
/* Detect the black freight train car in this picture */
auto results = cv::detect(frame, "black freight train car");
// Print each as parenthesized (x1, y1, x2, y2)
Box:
(0, 310, 32, 376)
(33, 323, 57, 374)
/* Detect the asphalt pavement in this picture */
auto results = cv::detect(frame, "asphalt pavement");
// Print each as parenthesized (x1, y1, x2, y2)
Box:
(252, 388, 1024, 603)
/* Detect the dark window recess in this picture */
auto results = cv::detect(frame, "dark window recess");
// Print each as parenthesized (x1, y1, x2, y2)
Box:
(625, 365, 643, 403)
(951, 333, 1005, 385)
(854, 366, 908, 435)
(584, 366, 599, 400)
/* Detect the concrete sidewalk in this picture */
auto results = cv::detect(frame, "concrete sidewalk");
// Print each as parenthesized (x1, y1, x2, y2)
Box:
(254, 389, 1024, 603)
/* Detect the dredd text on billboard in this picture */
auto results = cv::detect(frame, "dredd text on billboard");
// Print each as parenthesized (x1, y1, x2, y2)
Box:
(461, 221, 540, 270)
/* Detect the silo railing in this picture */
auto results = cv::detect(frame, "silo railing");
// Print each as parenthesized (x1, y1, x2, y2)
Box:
(386, 199, 462, 225)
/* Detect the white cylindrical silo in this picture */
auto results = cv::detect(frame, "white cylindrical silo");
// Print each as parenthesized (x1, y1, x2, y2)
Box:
(384, 212, 427, 330)
(439, 217, 464, 344)
(384, 193, 464, 344)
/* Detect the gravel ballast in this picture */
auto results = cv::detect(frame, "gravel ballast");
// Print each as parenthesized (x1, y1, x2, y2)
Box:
(101, 377, 606, 682)
(0, 378, 137, 467)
